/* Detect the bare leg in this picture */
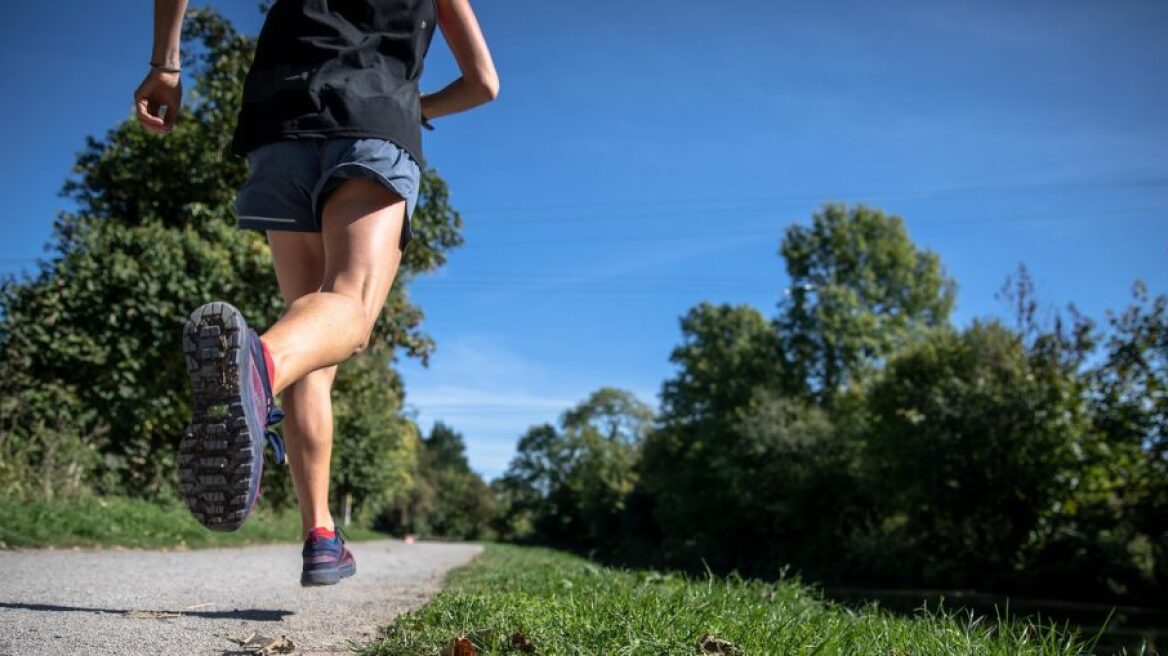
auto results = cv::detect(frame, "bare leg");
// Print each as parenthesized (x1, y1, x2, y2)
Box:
(283, 365, 338, 535)
(262, 178, 406, 395)
(266, 230, 339, 536)
(263, 178, 406, 535)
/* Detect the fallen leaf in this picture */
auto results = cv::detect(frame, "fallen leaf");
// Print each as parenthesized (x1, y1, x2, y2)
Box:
(227, 632, 295, 655)
(255, 635, 295, 655)
(698, 634, 741, 655)
(440, 636, 477, 656)
(509, 632, 536, 653)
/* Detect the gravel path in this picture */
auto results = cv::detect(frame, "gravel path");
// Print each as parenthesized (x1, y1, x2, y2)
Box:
(0, 539, 482, 655)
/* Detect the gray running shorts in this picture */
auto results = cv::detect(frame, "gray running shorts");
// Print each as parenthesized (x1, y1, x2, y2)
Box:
(234, 137, 421, 248)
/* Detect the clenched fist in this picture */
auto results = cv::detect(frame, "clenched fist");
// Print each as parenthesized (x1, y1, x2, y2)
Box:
(134, 68, 182, 134)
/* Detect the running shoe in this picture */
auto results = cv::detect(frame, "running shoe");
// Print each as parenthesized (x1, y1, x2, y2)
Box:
(178, 302, 285, 532)
(301, 527, 357, 586)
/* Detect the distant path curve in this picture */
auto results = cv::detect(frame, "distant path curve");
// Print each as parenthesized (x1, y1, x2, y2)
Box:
(0, 539, 481, 655)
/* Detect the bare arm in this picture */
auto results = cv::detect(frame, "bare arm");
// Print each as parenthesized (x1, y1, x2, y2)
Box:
(420, 0, 499, 121)
(134, 0, 189, 134)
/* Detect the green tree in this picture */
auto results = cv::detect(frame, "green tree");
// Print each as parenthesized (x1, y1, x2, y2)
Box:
(0, 6, 462, 498)
(558, 388, 652, 553)
(424, 421, 473, 474)
(495, 389, 652, 553)
(863, 321, 1086, 588)
(1082, 282, 1167, 595)
(0, 214, 281, 497)
(777, 203, 955, 403)
(492, 423, 562, 541)
(642, 303, 856, 574)
(659, 303, 789, 423)
(419, 422, 496, 539)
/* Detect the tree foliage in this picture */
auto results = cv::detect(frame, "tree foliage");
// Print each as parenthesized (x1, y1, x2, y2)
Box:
(777, 203, 955, 402)
(863, 322, 1085, 587)
(495, 388, 652, 555)
(330, 349, 419, 524)
(385, 422, 496, 540)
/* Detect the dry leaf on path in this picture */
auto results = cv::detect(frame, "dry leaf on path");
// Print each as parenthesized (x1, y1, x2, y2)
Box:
(227, 632, 295, 655)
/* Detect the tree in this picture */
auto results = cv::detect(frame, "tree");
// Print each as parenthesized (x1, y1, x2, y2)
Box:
(418, 421, 496, 539)
(424, 421, 473, 474)
(1084, 282, 1167, 595)
(776, 203, 955, 403)
(494, 388, 652, 553)
(558, 388, 652, 552)
(863, 321, 1086, 589)
(659, 303, 790, 425)
(642, 303, 776, 568)
(0, 6, 463, 498)
(492, 423, 562, 541)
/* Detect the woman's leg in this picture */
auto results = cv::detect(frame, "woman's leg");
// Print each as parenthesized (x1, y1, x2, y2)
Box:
(261, 177, 406, 535)
(261, 177, 406, 395)
(266, 230, 339, 537)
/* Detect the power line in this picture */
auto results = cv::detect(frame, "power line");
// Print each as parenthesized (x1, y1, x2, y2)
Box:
(460, 177, 1168, 225)
(459, 205, 1166, 247)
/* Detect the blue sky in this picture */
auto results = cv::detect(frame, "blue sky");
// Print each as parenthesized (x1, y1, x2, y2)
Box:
(1, 2, 1165, 479)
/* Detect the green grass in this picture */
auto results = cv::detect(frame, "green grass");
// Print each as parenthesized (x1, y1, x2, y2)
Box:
(0, 495, 387, 549)
(363, 544, 1095, 656)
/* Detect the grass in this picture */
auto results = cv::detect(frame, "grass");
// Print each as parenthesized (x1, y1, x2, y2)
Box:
(362, 544, 1096, 656)
(0, 495, 387, 549)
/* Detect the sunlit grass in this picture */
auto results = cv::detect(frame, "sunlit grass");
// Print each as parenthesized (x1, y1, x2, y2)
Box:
(364, 544, 1094, 656)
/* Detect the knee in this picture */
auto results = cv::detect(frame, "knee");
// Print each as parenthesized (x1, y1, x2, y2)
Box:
(353, 314, 377, 355)
(315, 290, 373, 355)
(332, 290, 378, 355)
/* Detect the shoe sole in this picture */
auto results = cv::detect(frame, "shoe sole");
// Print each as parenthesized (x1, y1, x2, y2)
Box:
(177, 302, 262, 532)
(301, 562, 357, 587)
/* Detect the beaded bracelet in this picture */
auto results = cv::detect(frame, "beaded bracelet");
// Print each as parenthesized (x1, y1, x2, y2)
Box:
(150, 62, 182, 74)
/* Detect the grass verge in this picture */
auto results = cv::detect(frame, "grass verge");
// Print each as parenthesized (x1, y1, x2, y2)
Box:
(362, 544, 1095, 656)
(1, 496, 386, 549)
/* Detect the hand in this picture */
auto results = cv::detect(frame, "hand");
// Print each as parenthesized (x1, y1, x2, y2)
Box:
(134, 68, 182, 134)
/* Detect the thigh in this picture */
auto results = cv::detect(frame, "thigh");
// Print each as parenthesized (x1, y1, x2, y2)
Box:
(267, 230, 338, 397)
(267, 230, 326, 304)
(319, 177, 406, 332)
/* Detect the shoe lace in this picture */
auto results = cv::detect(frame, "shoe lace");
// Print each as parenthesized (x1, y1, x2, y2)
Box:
(265, 407, 286, 466)
(249, 329, 286, 467)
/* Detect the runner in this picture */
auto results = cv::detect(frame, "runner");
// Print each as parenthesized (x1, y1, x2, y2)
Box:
(133, 0, 498, 586)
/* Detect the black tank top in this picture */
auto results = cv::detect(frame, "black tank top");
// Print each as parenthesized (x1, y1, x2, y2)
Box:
(229, 0, 437, 166)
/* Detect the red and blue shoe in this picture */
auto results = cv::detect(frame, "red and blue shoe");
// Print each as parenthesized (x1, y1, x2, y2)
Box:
(301, 527, 357, 586)
(178, 302, 285, 532)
